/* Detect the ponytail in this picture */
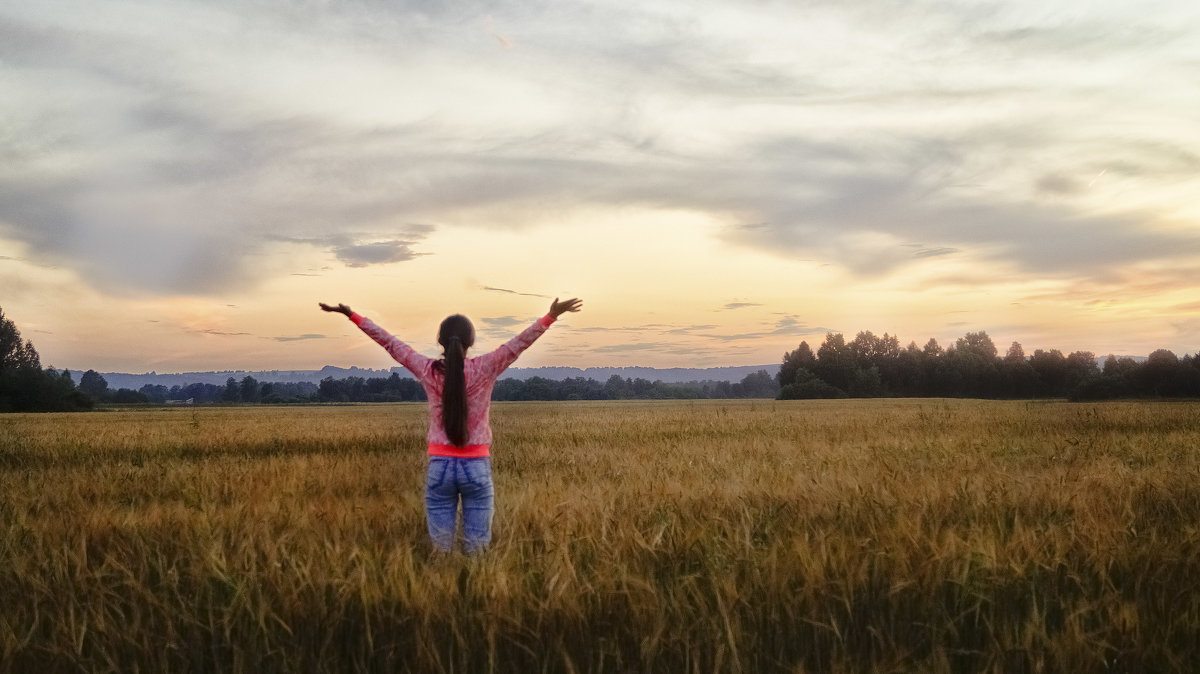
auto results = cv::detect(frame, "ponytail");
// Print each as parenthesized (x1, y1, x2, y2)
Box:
(437, 314, 475, 447)
(442, 336, 468, 446)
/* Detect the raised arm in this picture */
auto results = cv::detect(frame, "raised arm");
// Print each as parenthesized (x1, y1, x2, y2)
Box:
(318, 301, 433, 376)
(475, 297, 583, 379)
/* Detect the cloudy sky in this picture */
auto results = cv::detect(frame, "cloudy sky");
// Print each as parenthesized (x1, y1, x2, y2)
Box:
(2, 0, 1198, 373)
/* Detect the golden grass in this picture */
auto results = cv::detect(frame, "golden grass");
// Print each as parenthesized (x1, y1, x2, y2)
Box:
(2, 399, 1199, 672)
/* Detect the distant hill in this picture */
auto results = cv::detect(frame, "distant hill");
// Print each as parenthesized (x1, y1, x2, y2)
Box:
(90, 354, 1156, 392)
(97, 364, 782, 391)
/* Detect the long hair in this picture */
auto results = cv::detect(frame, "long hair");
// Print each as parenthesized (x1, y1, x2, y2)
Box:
(437, 314, 475, 446)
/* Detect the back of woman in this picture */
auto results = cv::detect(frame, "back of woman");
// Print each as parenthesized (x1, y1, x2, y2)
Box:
(320, 297, 583, 552)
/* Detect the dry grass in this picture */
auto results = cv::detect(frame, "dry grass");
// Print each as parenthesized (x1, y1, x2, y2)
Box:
(2, 399, 1199, 673)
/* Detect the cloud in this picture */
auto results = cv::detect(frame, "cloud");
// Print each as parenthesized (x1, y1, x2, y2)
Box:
(575, 324, 668, 333)
(0, 0, 1197, 301)
(1036, 174, 1080, 195)
(198, 329, 250, 337)
(274, 333, 325, 342)
(722, 302, 762, 310)
(698, 332, 768, 342)
(482, 286, 552, 299)
(911, 247, 957, 259)
(333, 241, 423, 268)
(770, 316, 835, 336)
(1171, 318, 1200, 346)
(591, 343, 671, 353)
(664, 324, 718, 335)
(481, 316, 524, 328)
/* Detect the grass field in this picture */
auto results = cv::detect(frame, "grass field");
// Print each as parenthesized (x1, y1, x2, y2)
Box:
(2, 399, 1199, 673)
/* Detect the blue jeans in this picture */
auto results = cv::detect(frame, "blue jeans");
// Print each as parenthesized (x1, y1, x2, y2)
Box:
(425, 456, 494, 552)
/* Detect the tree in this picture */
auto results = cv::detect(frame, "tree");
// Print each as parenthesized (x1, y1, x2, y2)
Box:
(223, 377, 241, 403)
(0, 307, 39, 374)
(111, 388, 149, 404)
(815, 333, 857, 392)
(0, 307, 92, 412)
(1141, 349, 1185, 396)
(849, 331, 900, 366)
(1103, 355, 1138, 377)
(1029, 349, 1067, 397)
(1064, 351, 1098, 391)
(738, 370, 779, 398)
(240, 375, 260, 403)
(922, 338, 943, 358)
(894, 342, 928, 396)
(1004, 342, 1026, 363)
(139, 384, 169, 403)
(998, 346, 1037, 398)
(778, 341, 816, 387)
(955, 331, 998, 361)
(79, 370, 110, 400)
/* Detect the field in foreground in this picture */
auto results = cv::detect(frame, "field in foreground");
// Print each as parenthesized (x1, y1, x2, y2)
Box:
(2, 399, 1199, 673)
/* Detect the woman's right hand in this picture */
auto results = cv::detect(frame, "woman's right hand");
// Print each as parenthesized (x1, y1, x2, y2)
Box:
(319, 302, 352, 316)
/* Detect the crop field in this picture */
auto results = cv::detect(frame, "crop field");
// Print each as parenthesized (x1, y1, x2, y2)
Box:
(2, 399, 1200, 673)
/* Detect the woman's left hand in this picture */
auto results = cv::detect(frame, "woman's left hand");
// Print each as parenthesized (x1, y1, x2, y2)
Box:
(549, 297, 583, 318)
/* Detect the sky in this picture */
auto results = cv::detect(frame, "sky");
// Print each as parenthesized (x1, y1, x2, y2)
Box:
(1, 0, 1199, 373)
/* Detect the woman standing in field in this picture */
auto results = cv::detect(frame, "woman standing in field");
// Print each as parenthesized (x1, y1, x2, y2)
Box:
(319, 297, 583, 552)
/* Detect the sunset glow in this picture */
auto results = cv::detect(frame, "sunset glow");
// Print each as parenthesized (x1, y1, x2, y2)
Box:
(2, 1, 1198, 373)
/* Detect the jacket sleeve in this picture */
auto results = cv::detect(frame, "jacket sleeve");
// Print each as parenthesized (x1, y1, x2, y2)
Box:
(474, 314, 555, 381)
(349, 313, 434, 378)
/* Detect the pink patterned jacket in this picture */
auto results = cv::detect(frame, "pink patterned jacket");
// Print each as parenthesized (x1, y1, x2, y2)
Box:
(349, 312, 555, 457)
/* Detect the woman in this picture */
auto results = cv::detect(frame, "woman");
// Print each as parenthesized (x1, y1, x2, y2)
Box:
(319, 297, 583, 552)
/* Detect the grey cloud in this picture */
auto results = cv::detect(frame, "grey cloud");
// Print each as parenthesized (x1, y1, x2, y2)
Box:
(1036, 174, 1080, 195)
(665, 324, 718, 335)
(694, 316, 834, 342)
(912, 247, 957, 259)
(574, 325, 668, 333)
(722, 302, 761, 310)
(706, 135, 1198, 278)
(198, 329, 251, 337)
(334, 241, 423, 267)
(481, 316, 523, 328)
(275, 333, 325, 342)
(0, 104, 438, 292)
(698, 332, 768, 342)
(771, 316, 835, 336)
(591, 343, 670, 353)
(974, 19, 1187, 61)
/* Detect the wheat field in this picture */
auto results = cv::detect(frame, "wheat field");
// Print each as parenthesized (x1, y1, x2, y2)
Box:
(2, 399, 1199, 673)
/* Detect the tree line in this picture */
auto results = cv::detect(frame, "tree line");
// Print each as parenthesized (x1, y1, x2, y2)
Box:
(74, 371, 781, 405)
(4, 307, 1198, 412)
(777, 330, 1200, 401)
(492, 372, 779, 401)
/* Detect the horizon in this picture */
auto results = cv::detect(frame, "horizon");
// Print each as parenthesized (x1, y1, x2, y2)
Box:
(3, 1, 1198, 373)
(72, 341, 1171, 381)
